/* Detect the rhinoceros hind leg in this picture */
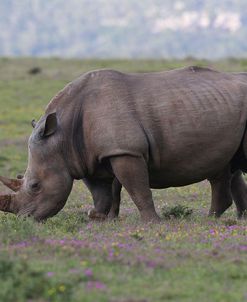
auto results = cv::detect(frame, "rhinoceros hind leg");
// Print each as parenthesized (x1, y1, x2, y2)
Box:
(110, 155, 160, 222)
(83, 178, 113, 219)
(231, 170, 247, 218)
(108, 178, 122, 220)
(208, 168, 233, 217)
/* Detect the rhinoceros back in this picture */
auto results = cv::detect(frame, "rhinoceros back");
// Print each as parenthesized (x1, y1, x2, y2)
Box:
(47, 67, 247, 186)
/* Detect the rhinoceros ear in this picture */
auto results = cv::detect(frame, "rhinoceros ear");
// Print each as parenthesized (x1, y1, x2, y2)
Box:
(40, 112, 57, 137)
(31, 119, 36, 128)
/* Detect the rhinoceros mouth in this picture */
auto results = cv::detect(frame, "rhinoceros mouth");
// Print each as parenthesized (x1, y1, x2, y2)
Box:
(17, 203, 36, 217)
(0, 173, 73, 220)
(0, 192, 54, 220)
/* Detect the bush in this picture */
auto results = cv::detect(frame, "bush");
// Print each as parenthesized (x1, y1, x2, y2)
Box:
(0, 255, 50, 302)
(161, 204, 193, 219)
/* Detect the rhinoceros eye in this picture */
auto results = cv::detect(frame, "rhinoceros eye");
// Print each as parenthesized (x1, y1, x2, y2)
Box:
(30, 182, 40, 192)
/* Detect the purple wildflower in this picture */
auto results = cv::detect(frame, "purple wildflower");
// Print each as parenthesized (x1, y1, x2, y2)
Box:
(86, 281, 107, 291)
(84, 268, 93, 278)
(46, 272, 54, 277)
(239, 245, 247, 251)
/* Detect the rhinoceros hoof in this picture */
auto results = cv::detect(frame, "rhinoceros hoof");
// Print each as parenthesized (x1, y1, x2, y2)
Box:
(107, 212, 119, 220)
(87, 208, 107, 220)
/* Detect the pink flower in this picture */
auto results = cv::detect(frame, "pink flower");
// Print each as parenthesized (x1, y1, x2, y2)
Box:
(239, 245, 247, 251)
(46, 272, 54, 277)
(84, 268, 93, 278)
(86, 281, 107, 291)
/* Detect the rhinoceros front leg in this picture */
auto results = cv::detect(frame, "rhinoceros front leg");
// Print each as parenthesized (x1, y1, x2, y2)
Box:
(108, 178, 122, 220)
(231, 170, 247, 218)
(208, 167, 233, 217)
(110, 155, 160, 222)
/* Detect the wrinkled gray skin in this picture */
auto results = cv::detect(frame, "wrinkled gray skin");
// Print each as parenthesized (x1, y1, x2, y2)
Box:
(1, 66, 247, 221)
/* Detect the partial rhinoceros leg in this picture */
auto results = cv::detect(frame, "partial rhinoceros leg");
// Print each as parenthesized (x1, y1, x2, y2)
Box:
(108, 178, 122, 219)
(83, 178, 113, 220)
(208, 167, 233, 217)
(231, 170, 247, 218)
(110, 155, 160, 222)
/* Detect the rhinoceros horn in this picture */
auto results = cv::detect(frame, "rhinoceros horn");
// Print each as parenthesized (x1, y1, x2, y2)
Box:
(0, 176, 23, 192)
(0, 194, 18, 214)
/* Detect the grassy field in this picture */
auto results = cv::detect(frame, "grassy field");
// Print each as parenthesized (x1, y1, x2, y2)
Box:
(0, 58, 247, 302)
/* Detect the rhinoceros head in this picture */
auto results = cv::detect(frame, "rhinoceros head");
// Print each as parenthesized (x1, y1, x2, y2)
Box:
(0, 112, 73, 221)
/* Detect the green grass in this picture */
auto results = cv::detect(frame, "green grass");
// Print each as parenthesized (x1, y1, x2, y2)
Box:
(0, 58, 246, 301)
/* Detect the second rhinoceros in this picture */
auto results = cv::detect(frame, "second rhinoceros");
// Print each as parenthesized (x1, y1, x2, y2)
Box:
(1, 66, 247, 221)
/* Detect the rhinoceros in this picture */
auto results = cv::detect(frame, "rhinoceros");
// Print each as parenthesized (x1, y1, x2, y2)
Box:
(1, 66, 247, 222)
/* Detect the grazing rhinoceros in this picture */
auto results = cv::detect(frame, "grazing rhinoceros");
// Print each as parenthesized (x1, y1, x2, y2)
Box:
(1, 66, 247, 222)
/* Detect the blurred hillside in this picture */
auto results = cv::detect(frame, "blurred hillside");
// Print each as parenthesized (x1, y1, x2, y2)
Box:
(1, 0, 247, 59)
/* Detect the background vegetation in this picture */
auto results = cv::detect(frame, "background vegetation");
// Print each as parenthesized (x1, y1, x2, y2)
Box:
(0, 58, 246, 301)
(1, 0, 247, 59)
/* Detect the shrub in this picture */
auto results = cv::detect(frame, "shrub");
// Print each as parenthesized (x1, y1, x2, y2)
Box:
(161, 204, 193, 219)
